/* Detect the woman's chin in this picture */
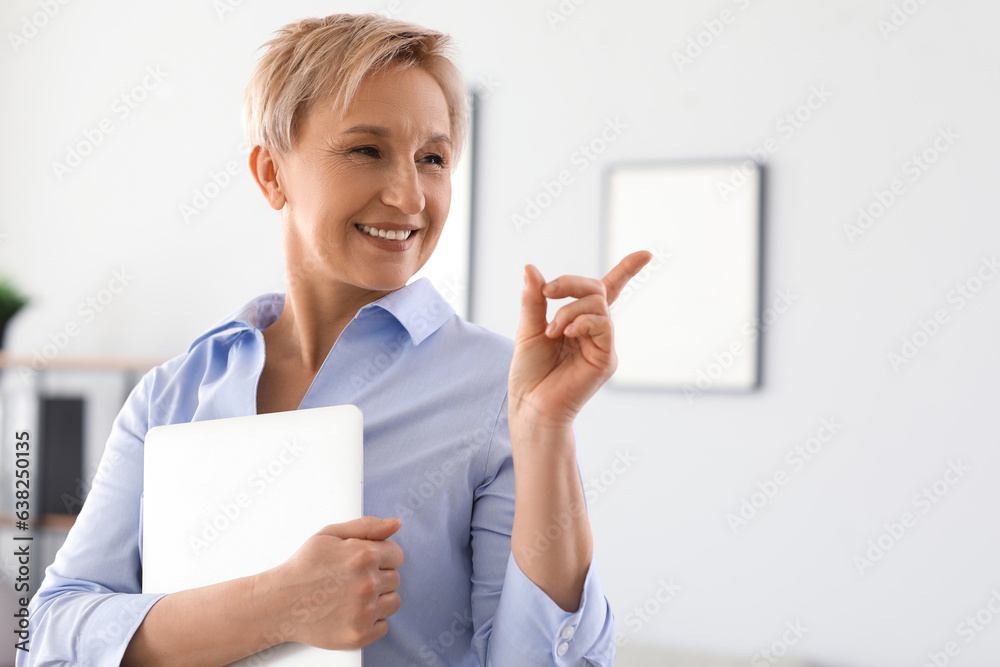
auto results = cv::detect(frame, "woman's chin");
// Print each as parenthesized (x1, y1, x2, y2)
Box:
(355, 269, 417, 294)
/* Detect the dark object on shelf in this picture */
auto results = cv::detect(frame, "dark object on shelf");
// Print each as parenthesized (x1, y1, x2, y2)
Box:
(38, 396, 86, 516)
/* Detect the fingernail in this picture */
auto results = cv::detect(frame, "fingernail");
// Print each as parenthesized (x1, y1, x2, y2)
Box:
(544, 280, 558, 295)
(546, 320, 557, 335)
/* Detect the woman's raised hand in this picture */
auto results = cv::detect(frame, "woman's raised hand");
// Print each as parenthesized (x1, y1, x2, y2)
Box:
(508, 251, 652, 432)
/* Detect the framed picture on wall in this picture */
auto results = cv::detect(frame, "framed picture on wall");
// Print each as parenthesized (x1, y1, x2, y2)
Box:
(603, 159, 763, 394)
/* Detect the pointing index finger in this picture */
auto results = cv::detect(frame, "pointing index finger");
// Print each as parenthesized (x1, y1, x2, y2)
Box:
(603, 250, 654, 305)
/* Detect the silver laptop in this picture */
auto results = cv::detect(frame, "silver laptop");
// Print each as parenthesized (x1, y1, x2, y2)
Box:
(142, 405, 364, 666)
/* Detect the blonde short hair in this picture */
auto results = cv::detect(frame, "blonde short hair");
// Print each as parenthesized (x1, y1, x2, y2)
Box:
(243, 13, 468, 159)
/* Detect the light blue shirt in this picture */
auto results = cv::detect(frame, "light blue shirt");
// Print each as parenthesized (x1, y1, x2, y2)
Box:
(19, 278, 615, 666)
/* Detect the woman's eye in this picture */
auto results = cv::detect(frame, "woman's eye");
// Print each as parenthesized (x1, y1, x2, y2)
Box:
(421, 153, 446, 166)
(352, 145, 380, 158)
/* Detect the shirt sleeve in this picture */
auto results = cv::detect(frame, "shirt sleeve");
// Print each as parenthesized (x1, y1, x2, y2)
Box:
(469, 396, 616, 666)
(17, 372, 166, 666)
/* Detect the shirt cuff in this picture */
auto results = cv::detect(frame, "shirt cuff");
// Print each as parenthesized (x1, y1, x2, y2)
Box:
(488, 552, 614, 666)
(22, 590, 166, 666)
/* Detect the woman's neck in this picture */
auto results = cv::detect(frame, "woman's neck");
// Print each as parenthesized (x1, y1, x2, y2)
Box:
(267, 277, 396, 372)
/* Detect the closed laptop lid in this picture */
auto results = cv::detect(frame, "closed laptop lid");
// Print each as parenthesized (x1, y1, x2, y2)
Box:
(142, 404, 364, 666)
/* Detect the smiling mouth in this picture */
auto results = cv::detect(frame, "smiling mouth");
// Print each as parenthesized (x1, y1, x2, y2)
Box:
(356, 224, 414, 241)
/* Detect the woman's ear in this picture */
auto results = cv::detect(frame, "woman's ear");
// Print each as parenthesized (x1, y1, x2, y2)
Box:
(249, 145, 287, 210)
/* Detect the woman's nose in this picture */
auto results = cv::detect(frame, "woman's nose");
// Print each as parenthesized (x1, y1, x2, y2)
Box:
(379, 161, 425, 215)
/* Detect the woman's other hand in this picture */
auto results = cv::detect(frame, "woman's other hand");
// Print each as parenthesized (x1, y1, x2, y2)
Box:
(257, 516, 404, 650)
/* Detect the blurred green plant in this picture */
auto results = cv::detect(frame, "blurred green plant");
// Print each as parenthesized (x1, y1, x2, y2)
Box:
(0, 278, 29, 346)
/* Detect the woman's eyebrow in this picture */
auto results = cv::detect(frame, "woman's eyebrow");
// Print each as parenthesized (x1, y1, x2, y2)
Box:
(427, 133, 452, 146)
(339, 124, 451, 146)
(340, 124, 390, 137)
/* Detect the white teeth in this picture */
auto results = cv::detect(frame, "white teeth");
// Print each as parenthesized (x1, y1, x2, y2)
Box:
(357, 224, 412, 241)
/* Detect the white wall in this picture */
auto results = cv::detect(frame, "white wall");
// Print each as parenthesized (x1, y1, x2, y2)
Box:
(2, 0, 999, 665)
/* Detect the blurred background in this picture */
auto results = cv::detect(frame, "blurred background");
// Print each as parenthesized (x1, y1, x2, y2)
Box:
(1, 0, 999, 665)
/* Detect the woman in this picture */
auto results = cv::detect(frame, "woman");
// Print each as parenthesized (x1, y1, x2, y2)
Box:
(20, 13, 650, 666)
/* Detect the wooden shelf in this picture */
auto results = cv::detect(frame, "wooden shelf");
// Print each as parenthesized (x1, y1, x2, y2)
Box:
(0, 512, 77, 531)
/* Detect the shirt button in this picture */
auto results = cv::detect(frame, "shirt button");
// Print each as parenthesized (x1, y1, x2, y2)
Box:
(557, 642, 569, 656)
(561, 625, 575, 640)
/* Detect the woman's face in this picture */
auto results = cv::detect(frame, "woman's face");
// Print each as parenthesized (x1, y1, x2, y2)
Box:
(271, 66, 453, 295)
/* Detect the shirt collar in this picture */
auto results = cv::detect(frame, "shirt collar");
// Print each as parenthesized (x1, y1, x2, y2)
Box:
(365, 277, 456, 345)
(187, 277, 455, 352)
